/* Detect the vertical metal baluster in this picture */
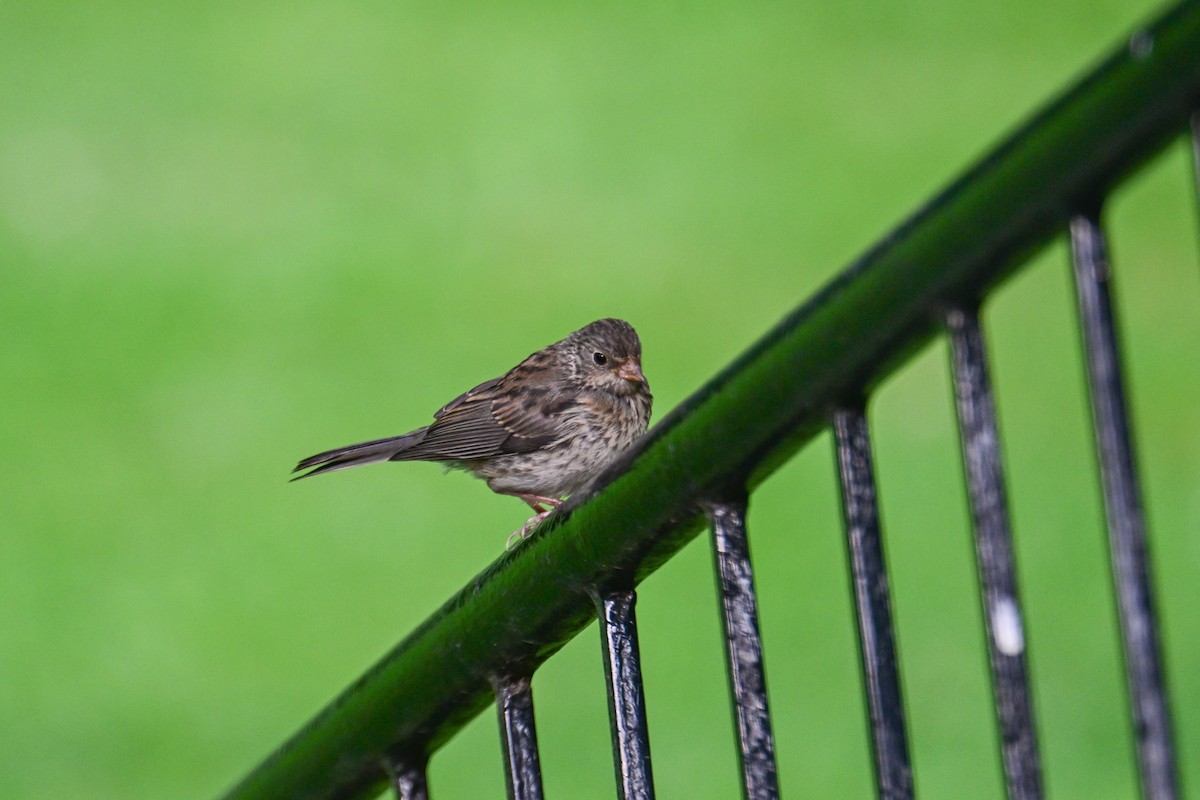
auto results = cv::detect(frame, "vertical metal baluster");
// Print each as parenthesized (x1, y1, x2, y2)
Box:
(1069, 212, 1178, 800)
(832, 405, 914, 800)
(595, 589, 656, 800)
(706, 498, 781, 800)
(386, 757, 429, 800)
(946, 305, 1043, 800)
(496, 675, 546, 800)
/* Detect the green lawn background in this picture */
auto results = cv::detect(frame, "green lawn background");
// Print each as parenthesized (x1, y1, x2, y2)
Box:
(2, 1, 1198, 798)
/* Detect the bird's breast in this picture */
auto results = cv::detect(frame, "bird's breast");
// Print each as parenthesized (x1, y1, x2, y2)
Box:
(473, 390, 650, 498)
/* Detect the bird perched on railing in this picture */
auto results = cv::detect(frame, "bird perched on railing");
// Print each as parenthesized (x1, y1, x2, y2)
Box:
(293, 318, 652, 547)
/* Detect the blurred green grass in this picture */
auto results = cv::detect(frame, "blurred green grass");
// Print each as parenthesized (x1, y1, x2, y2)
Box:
(2, 1, 1198, 798)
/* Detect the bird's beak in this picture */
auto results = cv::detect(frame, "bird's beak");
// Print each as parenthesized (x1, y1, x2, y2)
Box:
(615, 358, 645, 383)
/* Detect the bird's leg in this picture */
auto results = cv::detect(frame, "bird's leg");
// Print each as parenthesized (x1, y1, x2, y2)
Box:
(515, 494, 563, 513)
(503, 494, 564, 550)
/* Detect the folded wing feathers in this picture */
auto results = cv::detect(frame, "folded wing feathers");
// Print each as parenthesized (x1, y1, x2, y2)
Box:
(395, 413, 509, 460)
(292, 370, 569, 479)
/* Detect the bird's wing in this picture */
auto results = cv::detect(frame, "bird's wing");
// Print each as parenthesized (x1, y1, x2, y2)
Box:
(397, 364, 571, 461)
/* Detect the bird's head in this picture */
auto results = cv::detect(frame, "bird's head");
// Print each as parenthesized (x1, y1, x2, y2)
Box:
(565, 318, 649, 397)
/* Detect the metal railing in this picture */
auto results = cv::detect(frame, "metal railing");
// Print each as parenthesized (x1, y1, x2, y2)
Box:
(224, 2, 1200, 798)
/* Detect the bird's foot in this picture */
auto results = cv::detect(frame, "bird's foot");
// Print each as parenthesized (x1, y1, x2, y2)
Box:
(505, 507, 556, 551)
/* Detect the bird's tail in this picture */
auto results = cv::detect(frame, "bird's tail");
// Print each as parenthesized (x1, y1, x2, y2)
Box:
(291, 429, 429, 481)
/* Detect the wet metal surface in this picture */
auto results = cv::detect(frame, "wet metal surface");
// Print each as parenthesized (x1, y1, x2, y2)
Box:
(496, 676, 545, 800)
(833, 407, 913, 800)
(946, 305, 1043, 800)
(707, 499, 780, 799)
(596, 590, 656, 800)
(1070, 214, 1178, 800)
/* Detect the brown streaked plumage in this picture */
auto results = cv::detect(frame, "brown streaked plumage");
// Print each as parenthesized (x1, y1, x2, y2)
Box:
(293, 319, 652, 545)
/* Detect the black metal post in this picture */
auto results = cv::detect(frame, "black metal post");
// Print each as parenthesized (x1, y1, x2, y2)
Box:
(386, 758, 429, 800)
(1069, 213, 1178, 800)
(495, 676, 545, 800)
(945, 305, 1043, 800)
(832, 405, 914, 800)
(595, 589, 656, 800)
(706, 498, 781, 800)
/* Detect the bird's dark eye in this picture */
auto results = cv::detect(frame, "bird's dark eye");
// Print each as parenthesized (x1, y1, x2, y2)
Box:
(592, 352, 608, 366)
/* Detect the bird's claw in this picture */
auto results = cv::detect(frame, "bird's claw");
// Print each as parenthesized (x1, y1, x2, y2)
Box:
(505, 508, 555, 551)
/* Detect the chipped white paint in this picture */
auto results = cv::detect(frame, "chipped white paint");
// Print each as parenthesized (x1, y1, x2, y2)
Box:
(992, 596, 1025, 657)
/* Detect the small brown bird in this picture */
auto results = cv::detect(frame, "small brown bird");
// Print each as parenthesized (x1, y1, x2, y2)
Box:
(293, 319, 652, 545)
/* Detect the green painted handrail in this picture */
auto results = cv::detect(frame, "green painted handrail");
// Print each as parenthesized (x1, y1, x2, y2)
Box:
(224, 3, 1200, 797)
